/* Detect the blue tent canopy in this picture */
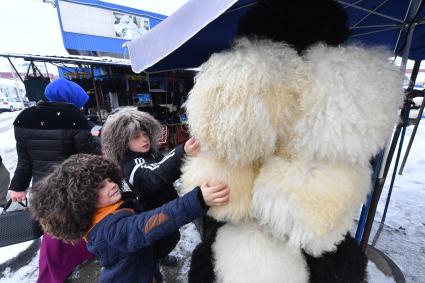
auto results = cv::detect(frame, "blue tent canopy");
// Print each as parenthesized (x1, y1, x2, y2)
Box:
(147, 0, 258, 72)
(128, 0, 425, 72)
(343, 0, 425, 61)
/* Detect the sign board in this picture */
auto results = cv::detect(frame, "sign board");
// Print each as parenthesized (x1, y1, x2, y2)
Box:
(59, 0, 150, 41)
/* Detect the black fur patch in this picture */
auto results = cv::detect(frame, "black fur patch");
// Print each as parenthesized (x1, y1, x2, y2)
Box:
(200, 215, 225, 242)
(189, 216, 225, 283)
(237, 0, 349, 53)
(189, 223, 366, 282)
(188, 241, 217, 283)
(303, 233, 368, 283)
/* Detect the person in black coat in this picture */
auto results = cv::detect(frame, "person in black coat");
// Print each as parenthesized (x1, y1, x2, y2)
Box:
(0, 155, 10, 207)
(8, 81, 100, 200)
(101, 107, 200, 266)
(7, 78, 100, 283)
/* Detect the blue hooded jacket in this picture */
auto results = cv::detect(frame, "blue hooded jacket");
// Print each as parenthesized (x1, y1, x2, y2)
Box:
(86, 187, 207, 283)
(44, 78, 89, 109)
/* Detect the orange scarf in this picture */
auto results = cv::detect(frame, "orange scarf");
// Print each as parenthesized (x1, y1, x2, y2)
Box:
(83, 200, 124, 241)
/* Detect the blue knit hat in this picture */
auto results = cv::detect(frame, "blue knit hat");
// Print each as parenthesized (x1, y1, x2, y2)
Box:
(44, 78, 89, 109)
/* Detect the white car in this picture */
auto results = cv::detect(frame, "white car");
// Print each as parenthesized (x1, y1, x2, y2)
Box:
(0, 97, 24, 112)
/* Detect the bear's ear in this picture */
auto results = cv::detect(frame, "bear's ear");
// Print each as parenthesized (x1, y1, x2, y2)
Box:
(186, 39, 304, 166)
(291, 44, 403, 164)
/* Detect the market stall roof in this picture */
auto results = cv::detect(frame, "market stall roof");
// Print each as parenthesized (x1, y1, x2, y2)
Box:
(343, 0, 425, 60)
(127, 0, 425, 73)
(0, 53, 131, 67)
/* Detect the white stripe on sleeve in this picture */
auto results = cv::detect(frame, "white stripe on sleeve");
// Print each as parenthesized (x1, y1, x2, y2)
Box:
(128, 149, 176, 185)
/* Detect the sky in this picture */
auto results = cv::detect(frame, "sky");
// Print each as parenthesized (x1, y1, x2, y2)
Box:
(0, 0, 188, 75)
(101, 0, 188, 16)
(0, 0, 67, 56)
(0, 0, 188, 55)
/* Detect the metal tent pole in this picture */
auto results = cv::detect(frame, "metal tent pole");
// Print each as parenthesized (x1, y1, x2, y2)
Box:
(6, 57, 24, 83)
(355, 150, 384, 243)
(393, 0, 414, 56)
(339, 1, 404, 23)
(359, 119, 404, 250)
(407, 60, 421, 90)
(6, 57, 25, 108)
(376, 9, 421, 234)
(90, 65, 102, 122)
(399, 61, 425, 175)
(360, 0, 423, 249)
(379, 100, 411, 224)
(398, 91, 425, 174)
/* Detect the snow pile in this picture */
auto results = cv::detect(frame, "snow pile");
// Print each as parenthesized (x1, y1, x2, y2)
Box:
(0, 240, 33, 265)
(367, 261, 395, 283)
(0, 251, 38, 283)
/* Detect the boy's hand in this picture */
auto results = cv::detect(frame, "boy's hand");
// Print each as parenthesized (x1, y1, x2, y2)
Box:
(184, 137, 201, 156)
(200, 182, 230, 207)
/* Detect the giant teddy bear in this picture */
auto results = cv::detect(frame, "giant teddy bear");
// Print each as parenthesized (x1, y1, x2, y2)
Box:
(180, 0, 402, 282)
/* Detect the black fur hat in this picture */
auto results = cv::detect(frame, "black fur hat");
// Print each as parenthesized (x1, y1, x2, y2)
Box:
(237, 0, 350, 53)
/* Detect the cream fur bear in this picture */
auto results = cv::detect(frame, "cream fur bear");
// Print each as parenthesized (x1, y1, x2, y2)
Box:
(181, 38, 402, 283)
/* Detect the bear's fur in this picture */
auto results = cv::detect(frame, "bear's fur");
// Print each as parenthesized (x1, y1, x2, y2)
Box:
(182, 1, 402, 282)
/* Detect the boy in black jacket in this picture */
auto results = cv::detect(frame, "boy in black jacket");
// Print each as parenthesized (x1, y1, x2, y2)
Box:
(101, 107, 199, 265)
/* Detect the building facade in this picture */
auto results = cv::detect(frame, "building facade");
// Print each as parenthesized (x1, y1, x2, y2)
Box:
(56, 0, 166, 57)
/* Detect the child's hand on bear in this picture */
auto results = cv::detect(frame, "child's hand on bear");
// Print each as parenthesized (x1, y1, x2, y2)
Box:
(200, 181, 230, 207)
(184, 137, 201, 156)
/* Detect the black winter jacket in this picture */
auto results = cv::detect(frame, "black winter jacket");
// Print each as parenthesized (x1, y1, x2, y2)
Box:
(9, 101, 100, 191)
(121, 144, 185, 257)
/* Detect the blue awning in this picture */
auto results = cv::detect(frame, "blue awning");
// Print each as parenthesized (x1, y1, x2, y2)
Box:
(128, 0, 425, 73)
(343, 0, 425, 61)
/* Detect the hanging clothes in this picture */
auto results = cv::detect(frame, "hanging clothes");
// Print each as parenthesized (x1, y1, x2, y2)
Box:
(24, 77, 50, 102)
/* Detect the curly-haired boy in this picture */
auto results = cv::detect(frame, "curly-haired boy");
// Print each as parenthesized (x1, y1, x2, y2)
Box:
(30, 154, 229, 283)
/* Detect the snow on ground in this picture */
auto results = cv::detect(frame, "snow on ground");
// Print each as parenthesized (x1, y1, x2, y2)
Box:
(0, 112, 424, 282)
(369, 118, 425, 283)
(0, 240, 33, 265)
(0, 251, 39, 283)
(0, 111, 21, 172)
(368, 261, 396, 283)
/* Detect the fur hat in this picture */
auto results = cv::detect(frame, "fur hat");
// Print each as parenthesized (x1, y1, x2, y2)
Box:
(101, 107, 162, 164)
(44, 78, 89, 109)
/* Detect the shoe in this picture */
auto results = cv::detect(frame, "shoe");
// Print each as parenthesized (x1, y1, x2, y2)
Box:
(159, 255, 178, 267)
